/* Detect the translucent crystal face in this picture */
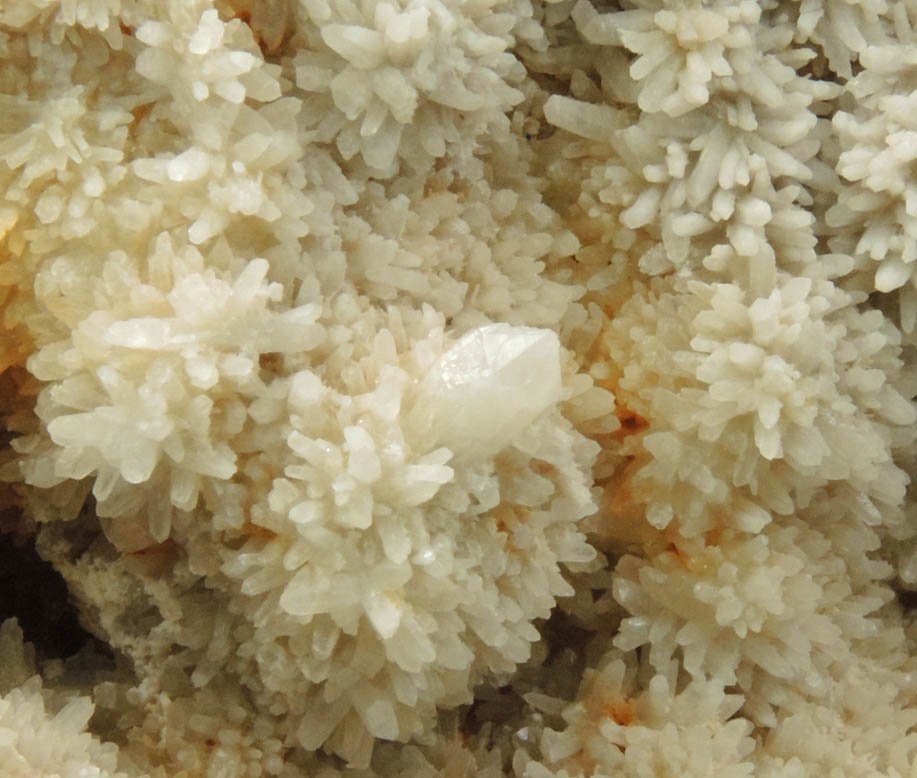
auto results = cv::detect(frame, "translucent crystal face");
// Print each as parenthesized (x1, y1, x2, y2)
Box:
(408, 324, 563, 461)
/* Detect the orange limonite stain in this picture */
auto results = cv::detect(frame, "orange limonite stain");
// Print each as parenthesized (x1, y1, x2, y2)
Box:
(613, 405, 649, 439)
(661, 529, 724, 575)
(0, 326, 32, 376)
(492, 504, 531, 555)
(704, 526, 723, 546)
(531, 458, 557, 477)
(240, 521, 278, 540)
(587, 317, 731, 555)
(581, 297, 692, 556)
(580, 314, 649, 440)
(0, 244, 33, 376)
(0, 365, 38, 408)
(664, 541, 688, 565)
(227, 0, 290, 55)
(258, 351, 283, 371)
(603, 699, 636, 726)
(125, 539, 179, 577)
(0, 201, 39, 381)
(128, 101, 155, 136)
(603, 456, 650, 528)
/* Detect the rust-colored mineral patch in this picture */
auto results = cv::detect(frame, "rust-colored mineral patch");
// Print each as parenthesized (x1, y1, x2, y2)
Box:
(0, 326, 32, 376)
(129, 101, 156, 136)
(613, 405, 648, 439)
(240, 521, 278, 540)
(226, 0, 290, 55)
(603, 699, 636, 726)
(126, 539, 180, 578)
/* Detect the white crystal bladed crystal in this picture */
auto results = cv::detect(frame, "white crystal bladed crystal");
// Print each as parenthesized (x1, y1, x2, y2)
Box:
(408, 324, 562, 460)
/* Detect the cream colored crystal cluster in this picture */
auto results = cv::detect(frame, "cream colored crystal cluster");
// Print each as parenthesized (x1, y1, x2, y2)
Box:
(0, 0, 915, 777)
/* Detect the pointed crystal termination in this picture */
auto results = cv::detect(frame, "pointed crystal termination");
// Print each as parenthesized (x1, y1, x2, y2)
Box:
(408, 324, 562, 460)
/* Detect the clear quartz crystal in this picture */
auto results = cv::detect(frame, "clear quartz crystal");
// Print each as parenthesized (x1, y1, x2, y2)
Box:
(408, 324, 562, 460)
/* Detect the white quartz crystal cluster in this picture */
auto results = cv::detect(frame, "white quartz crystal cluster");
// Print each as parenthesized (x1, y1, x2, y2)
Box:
(0, 0, 914, 778)
(291, 0, 530, 172)
(0, 620, 130, 778)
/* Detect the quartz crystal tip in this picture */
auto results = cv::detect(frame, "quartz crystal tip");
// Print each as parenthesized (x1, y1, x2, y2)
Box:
(408, 324, 562, 460)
